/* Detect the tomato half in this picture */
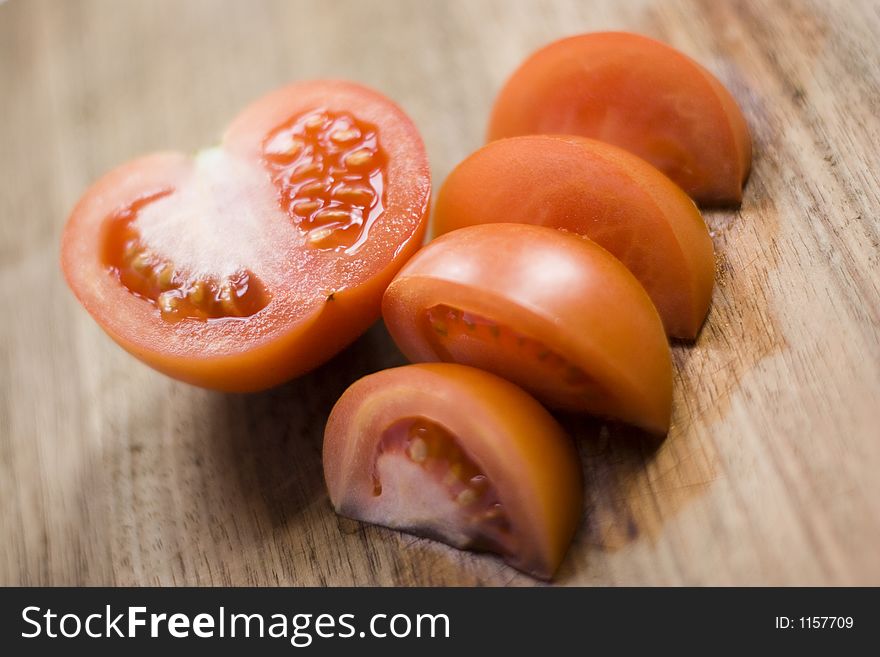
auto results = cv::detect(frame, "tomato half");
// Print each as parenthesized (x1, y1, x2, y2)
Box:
(433, 135, 714, 339)
(382, 224, 673, 434)
(323, 363, 582, 579)
(61, 81, 430, 391)
(487, 32, 752, 205)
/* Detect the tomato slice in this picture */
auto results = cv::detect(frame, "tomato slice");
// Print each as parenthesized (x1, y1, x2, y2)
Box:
(383, 224, 673, 434)
(61, 81, 430, 391)
(487, 32, 752, 205)
(323, 363, 582, 579)
(433, 135, 714, 339)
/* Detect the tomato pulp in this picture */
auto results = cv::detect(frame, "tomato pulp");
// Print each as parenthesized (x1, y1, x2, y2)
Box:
(323, 363, 583, 579)
(62, 81, 431, 391)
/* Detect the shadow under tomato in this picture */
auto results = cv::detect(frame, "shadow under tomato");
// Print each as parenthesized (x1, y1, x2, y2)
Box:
(552, 20, 786, 557)
(208, 320, 407, 532)
(560, 413, 715, 555)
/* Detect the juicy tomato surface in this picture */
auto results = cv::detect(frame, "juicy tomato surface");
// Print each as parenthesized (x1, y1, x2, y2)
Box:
(433, 135, 715, 339)
(323, 363, 582, 579)
(487, 32, 752, 205)
(61, 80, 430, 391)
(382, 224, 673, 434)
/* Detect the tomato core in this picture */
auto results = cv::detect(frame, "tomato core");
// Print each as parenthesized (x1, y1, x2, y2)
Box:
(263, 109, 386, 251)
(103, 191, 271, 322)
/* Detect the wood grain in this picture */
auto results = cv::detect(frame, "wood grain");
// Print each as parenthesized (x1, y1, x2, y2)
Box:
(1, 0, 878, 586)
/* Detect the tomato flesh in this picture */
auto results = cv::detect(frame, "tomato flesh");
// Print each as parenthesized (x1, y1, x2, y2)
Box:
(61, 81, 430, 390)
(371, 417, 513, 554)
(323, 363, 583, 579)
(423, 304, 614, 411)
(102, 109, 389, 323)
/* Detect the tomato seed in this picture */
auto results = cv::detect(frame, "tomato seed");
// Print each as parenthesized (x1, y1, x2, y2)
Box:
(157, 291, 179, 314)
(330, 128, 361, 144)
(344, 149, 374, 168)
(407, 437, 428, 463)
(292, 200, 322, 217)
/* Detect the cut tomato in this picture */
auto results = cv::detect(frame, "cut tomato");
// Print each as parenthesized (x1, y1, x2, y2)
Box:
(433, 135, 714, 338)
(323, 363, 582, 579)
(382, 224, 673, 434)
(487, 32, 751, 205)
(61, 81, 430, 391)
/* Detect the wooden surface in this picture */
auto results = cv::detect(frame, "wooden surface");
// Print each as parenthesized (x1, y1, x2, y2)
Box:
(2, 0, 879, 586)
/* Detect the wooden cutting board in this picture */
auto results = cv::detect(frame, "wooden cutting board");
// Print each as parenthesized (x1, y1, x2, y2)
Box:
(2, 0, 878, 586)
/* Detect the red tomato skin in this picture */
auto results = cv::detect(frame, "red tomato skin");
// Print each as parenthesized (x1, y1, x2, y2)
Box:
(487, 32, 752, 205)
(433, 135, 715, 339)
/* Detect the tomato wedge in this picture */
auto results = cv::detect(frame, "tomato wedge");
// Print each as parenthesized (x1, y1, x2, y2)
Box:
(433, 135, 714, 338)
(383, 224, 673, 434)
(61, 81, 430, 391)
(487, 32, 752, 205)
(323, 363, 582, 579)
